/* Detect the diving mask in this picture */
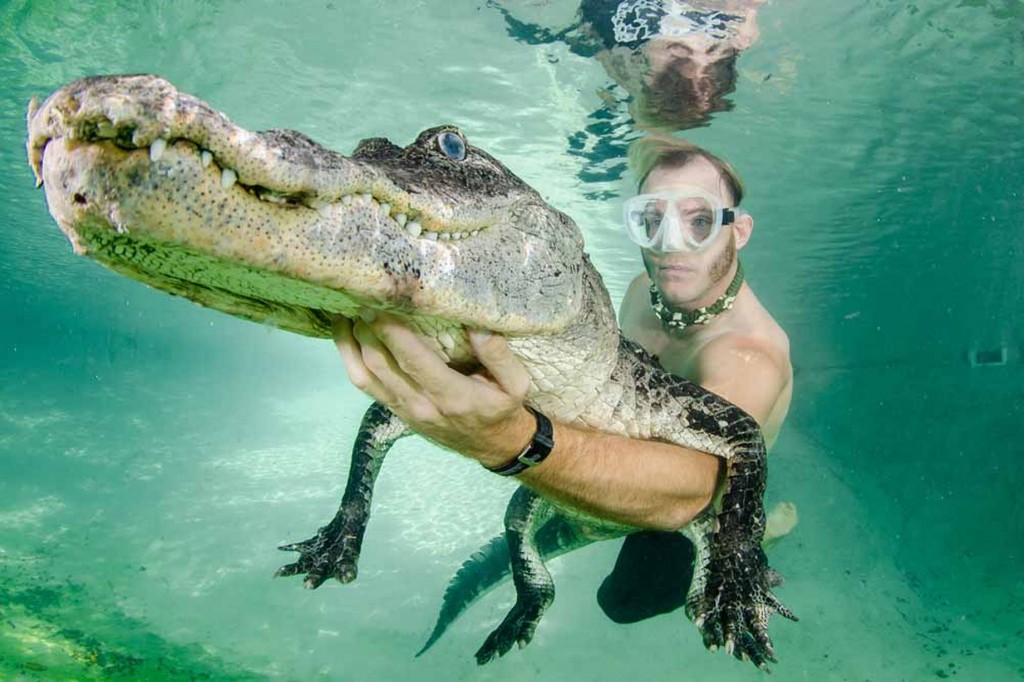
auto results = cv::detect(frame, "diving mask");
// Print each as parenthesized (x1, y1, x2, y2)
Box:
(623, 185, 742, 253)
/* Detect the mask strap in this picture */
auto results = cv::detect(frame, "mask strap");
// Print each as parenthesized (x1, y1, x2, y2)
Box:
(649, 260, 745, 331)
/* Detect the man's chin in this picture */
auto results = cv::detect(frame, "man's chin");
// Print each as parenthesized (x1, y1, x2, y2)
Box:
(654, 278, 703, 308)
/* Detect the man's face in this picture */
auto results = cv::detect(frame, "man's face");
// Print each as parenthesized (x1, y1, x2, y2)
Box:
(640, 158, 742, 309)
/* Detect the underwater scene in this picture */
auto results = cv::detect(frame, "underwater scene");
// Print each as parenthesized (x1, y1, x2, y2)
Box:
(1, 0, 1022, 680)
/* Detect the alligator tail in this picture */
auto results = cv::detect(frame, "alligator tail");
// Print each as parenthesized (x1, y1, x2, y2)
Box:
(416, 514, 593, 656)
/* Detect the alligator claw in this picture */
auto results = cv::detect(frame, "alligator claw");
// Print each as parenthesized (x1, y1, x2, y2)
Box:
(689, 545, 795, 670)
(475, 598, 547, 665)
(275, 522, 361, 588)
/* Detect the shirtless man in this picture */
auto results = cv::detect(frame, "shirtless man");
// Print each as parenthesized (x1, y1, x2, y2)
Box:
(597, 133, 796, 622)
(332, 135, 795, 622)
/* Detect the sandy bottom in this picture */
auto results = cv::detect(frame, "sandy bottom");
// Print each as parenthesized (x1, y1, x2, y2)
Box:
(1, 364, 1021, 681)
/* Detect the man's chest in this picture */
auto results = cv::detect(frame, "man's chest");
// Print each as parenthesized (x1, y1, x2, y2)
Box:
(627, 324, 710, 382)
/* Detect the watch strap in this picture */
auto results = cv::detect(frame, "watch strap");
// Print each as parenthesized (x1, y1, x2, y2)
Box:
(487, 407, 554, 477)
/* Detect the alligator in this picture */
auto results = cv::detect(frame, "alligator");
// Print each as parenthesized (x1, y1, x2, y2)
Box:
(26, 74, 794, 669)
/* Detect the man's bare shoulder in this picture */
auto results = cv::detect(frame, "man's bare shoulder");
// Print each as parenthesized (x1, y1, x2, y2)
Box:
(619, 273, 654, 330)
(698, 332, 789, 377)
(726, 288, 791, 362)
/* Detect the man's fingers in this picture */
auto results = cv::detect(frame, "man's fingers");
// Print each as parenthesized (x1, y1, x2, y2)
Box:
(369, 314, 476, 400)
(332, 317, 393, 403)
(352, 319, 434, 412)
(468, 329, 531, 399)
(333, 318, 375, 389)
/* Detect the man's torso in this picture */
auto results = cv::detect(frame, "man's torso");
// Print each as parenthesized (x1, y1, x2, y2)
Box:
(618, 272, 792, 448)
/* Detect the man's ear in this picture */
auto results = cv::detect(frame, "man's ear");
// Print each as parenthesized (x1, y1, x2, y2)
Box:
(733, 213, 754, 249)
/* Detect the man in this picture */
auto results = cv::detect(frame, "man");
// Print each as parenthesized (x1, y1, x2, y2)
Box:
(333, 134, 795, 622)
(596, 134, 796, 621)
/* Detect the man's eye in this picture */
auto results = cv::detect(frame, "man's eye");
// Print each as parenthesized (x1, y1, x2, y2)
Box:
(644, 209, 664, 234)
(690, 215, 713, 239)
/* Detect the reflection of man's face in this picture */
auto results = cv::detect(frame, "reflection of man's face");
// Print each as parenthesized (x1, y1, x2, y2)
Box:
(640, 159, 740, 309)
(645, 38, 731, 76)
(639, 40, 739, 129)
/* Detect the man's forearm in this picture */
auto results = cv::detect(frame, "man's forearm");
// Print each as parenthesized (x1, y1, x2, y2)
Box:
(496, 417, 722, 532)
(334, 318, 721, 530)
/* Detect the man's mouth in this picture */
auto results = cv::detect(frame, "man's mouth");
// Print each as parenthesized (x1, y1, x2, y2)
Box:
(657, 263, 697, 274)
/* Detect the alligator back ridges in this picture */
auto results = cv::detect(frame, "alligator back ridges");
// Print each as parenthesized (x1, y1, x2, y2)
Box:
(417, 515, 595, 656)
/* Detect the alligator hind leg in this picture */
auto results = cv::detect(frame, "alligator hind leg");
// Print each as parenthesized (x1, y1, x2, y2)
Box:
(276, 402, 408, 588)
(476, 486, 555, 664)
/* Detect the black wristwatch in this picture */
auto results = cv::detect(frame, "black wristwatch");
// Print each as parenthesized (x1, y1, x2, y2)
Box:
(486, 406, 554, 477)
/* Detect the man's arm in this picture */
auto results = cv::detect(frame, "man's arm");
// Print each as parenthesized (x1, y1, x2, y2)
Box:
(334, 313, 720, 532)
(515, 423, 722, 531)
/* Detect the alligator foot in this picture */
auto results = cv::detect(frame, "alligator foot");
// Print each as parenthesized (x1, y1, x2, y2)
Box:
(275, 520, 361, 589)
(275, 404, 402, 590)
(475, 595, 552, 665)
(690, 546, 797, 670)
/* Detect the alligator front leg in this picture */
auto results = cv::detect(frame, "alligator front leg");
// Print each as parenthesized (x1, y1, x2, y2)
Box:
(276, 402, 409, 588)
(476, 486, 555, 664)
(687, 433, 797, 669)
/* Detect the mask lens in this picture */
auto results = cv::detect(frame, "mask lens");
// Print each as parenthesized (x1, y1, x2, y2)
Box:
(642, 200, 667, 239)
(624, 196, 669, 248)
(675, 196, 717, 246)
(624, 191, 723, 252)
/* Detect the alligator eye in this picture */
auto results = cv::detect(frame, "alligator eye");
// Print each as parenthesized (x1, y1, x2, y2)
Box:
(436, 131, 466, 161)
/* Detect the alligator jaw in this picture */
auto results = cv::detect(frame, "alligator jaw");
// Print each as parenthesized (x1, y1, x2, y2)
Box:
(26, 75, 487, 242)
(26, 75, 586, 343)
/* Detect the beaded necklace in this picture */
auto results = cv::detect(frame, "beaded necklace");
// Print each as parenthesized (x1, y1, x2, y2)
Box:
(649, 260, 744, 331)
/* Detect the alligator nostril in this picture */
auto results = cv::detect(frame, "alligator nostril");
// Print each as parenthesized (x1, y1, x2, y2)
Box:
(73, 193, 87, 205)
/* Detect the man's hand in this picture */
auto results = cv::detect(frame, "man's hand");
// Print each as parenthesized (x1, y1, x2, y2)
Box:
(333, 311, 536, 468)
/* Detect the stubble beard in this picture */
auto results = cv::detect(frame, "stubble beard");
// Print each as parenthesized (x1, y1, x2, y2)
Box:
(708, 234, 737, 286)
(642, 234, 737, 312)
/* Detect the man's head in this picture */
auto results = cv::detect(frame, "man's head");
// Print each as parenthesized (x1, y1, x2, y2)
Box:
(627, 135, 753, 311)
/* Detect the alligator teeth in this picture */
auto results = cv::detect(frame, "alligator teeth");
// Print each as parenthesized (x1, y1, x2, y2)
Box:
(452, 232, 464, 240)
(342, 194, 353, 205)
(395, 213, 407, 227)
(379, 202, 390, 214)
(221, 168, 237, 188)
(200, 150, 213, 168)
(361, 192, 372, 203)
(440, 232, 450, 241)
(406, 221, 423, 238)
(425, 231, 438, 241)
(149, 138, 167, 162)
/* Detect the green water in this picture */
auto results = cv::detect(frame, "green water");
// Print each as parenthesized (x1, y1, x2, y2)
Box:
(1, 0, 1022, 679)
